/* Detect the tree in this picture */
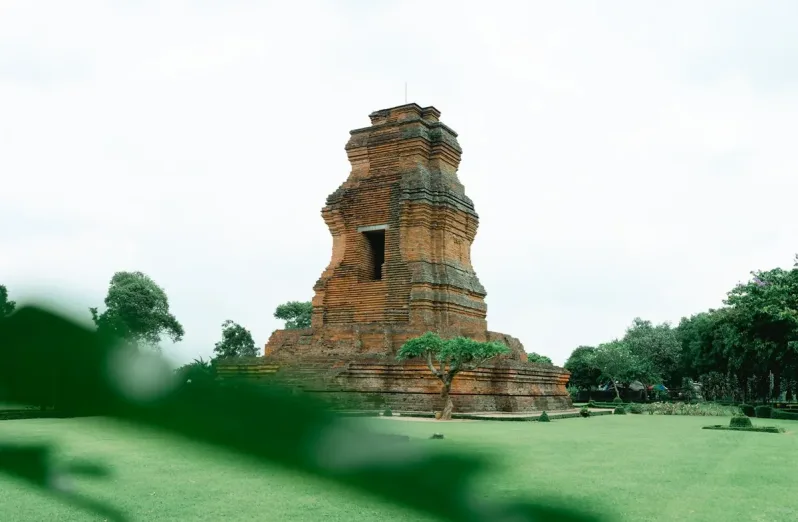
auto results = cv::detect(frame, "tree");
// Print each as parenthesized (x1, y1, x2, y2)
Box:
(90, 271, 184, 350)
(589, 340, 640, 400)
(622, 318, 681, 399)
(396, 332, 510, 420)
(213, 320, 258, 358)
(274, 301, 312, 329)
(526, 352, 553, 365)
(0, 285, 15, 317)
(564, 346, 602, 391)
(723, 265, 798, 401)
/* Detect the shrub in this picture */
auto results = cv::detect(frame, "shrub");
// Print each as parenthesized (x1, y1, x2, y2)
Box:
(643, 402, 739, 416)
(383, 408, 393, 417)
(740, 404, 755, 417)
(614, 407, 626, 415)
(629, 404, 644, 414)
(587, 400, 597, 408)
(579, 406, 590, 418)
(730, 415, 753, 428)
(539, 411, 550, 422)
(612, 397, 623, 405)
(566, 386, 580, 401)
(754, 405, 772, 419)
(703, 425, 784, 434)
(772, 409, 798, 421)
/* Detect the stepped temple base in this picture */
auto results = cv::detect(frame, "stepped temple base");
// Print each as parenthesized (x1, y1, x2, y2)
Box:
(216, 326, 573, 413)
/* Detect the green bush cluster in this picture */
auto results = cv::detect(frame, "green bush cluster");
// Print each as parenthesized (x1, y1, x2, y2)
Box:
(740, 404, 755, 417)
(772, 409, 798, 421)
(579, 406, 591, 418)
(612, 397, 624, 405)
(644, 402, 739, 416)
(383, 408, 393, 417)
(702, 425, 784, 434)
(754, 405, 772, 418)
(539, 411, 550, 422)
(730, 415, 753, 428)
(614, 407, 626, 415)
(629, 404, 644, 414)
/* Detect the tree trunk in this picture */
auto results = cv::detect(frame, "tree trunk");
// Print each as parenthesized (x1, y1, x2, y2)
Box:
(439, 382, 453, 420)
(611, 380, 621, 401)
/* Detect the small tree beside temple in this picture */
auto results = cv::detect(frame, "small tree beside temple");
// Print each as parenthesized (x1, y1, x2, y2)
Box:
(397, 332, 510, 420)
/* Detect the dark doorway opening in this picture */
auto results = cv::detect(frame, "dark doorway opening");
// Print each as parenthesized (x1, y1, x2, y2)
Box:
(363, 230, 385, 280)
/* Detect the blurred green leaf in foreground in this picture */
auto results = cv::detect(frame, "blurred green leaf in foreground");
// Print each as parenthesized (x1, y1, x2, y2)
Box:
(0, 306, 606, 522)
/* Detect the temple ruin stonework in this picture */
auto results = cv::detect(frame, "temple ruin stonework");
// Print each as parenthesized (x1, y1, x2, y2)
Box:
(218, 104, 572, 412)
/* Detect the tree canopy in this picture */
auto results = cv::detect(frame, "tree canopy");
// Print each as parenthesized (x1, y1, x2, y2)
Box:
(0, 285, 15, 317)
(564, 346, 602, 391)
(397, 332, 510, 420)
(563, 254, 798, 403)
(213, 320, 258, 359)
(274, 301, 312, 329)
(526, 352, 553, 365)
(90, 271, 184, 350)
(589, 340, 641, 399)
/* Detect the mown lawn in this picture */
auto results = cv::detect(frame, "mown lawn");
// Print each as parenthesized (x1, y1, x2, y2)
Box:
(1, 414, 797, 521)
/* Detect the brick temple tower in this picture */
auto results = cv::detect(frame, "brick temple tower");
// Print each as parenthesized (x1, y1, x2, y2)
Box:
(219, 104, 572, 413)
(311, 103, 488, 341)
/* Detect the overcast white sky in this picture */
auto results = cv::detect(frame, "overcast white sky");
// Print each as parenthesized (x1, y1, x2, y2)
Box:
(2, 1, 797, 367)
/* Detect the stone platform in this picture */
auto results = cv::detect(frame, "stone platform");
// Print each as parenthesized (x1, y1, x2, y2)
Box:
(217, 349, 571, 414)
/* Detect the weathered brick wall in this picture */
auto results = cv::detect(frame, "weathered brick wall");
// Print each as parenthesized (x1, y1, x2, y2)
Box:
(233, 103, 574, 413)
(312, 103, 487, 335)
(220, 356, 572, 413)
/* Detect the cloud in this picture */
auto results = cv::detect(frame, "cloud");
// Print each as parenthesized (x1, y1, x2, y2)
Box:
(2, 1, 797, 366)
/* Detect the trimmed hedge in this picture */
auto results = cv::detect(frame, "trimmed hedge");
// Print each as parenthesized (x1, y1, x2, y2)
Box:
(539, 411, 550, 422)
(754, 405, 772, 419)
(740, 404, 755, 417)
(772, 409, 798, 421)
(614, 407, 626, 415)
(730, 415, 753, 428)
(703, 425, 784, 434)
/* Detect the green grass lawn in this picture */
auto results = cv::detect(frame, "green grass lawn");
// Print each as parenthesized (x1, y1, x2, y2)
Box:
(1, 415, 797, 521)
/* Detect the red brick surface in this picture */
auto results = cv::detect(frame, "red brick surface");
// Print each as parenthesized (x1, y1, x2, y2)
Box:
(219, 104, 571, 412)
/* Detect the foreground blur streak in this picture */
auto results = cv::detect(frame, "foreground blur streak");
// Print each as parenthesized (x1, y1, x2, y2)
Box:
(0, 306, 605, 522)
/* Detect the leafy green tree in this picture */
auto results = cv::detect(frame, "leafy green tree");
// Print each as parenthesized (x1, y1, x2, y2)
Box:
(213, 320, 258, 358)
(526, 352, 553, 365)
(0, 285, 15, 317)
(589, 340, 640, 400)
(564, 346, 602, 391)
(622, 318, 681, 399)
(724, 265, 798, 400)
(274, 301, 312, 329)
(397, 332, 510, 420)
(90, 271, 184, 350)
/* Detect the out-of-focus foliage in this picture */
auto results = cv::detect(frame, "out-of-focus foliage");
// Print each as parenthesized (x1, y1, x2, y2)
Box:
(0, 306, 606, 522)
